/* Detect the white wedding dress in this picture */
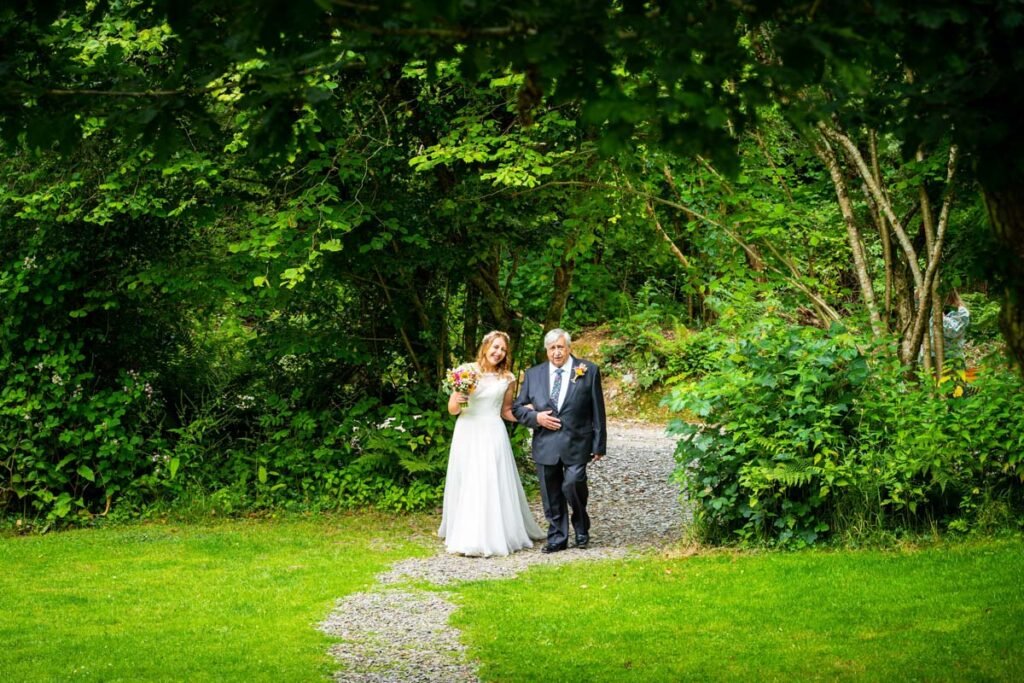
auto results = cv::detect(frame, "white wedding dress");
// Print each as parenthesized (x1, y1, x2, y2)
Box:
(438, 373, 545, 556)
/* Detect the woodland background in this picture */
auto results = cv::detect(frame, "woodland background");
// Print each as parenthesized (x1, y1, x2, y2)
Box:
(1, 0, 1023, 546)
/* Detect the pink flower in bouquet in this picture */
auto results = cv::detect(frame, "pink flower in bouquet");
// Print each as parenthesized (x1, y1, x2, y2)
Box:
(445, 364, 480, 406)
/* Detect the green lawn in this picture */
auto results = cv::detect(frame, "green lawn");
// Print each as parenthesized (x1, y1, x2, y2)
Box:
(0, 513, 432, 682)
(5, 517, 1022, 683)
(451, 539, 1024, 682)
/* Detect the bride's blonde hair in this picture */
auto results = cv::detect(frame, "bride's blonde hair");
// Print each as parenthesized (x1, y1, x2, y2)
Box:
(475, 330, 512, 375)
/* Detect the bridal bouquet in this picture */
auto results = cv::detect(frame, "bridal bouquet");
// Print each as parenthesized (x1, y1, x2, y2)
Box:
(444, 364, 480, 406)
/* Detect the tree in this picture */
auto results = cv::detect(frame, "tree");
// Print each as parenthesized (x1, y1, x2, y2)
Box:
(4, 1, 1022, 366)
(2, 0, 1019, 522)
(14, 0, 1019, 367)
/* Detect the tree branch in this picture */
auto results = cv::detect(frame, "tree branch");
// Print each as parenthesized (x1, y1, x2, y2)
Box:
(916, 145, 943, 378)
(819, 122, 924, 292)
(903, 145, 959, 364)
(335, 18, 525, 39)
(868, 129, 894, 315)
(374, 268, 424, 378)
(624, 171, 691, 268)
(38, 85, 225, 98)
(502, 177, 842, 323)
(813, 133, 883, 336)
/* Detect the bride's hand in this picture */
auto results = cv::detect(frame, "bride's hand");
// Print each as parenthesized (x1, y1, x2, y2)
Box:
(448, 391, 470, 415)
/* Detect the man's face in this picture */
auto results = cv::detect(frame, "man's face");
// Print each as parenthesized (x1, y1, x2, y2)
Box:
(546, 336, 570, 368)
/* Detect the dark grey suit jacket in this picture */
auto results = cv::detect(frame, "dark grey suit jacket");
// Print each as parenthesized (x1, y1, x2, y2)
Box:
(513, 358, 607, 466)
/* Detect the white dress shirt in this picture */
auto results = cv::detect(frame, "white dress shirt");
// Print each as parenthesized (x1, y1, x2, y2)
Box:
(548, 359, 572, 410)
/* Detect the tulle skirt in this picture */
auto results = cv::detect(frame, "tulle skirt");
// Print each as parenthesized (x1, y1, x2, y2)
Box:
(438, 414, 545, 556)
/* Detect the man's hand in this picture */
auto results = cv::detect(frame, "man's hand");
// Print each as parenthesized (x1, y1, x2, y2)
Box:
(537, 410, 561, 431)
(591, 453, 604, 463)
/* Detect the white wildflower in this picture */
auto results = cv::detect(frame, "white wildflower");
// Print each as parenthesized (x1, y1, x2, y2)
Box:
(278, 354, 305, 372)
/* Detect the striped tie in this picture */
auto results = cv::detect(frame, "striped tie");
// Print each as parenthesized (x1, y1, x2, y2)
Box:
(550, 368, 563, 407)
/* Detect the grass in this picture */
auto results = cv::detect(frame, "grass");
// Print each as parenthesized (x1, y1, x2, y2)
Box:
(0, 512, 433, 682)
(5, 513, 1022, 682)
(450, 538, 1024, 681)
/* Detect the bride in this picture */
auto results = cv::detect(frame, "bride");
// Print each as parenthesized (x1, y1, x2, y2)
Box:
(438, 330, 545, 556)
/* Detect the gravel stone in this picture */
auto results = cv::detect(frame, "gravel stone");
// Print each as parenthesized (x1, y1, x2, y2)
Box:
(320, 421, 684, 682)
(320, 590, 475, 682)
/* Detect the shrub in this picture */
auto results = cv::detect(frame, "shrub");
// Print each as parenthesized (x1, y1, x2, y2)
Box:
(666, 319, 1024, 548)
(161, 386, 457, 514)
(0, 352, 167, 526)
(1, 225, 172, 526)
(605, 309, 697, 391)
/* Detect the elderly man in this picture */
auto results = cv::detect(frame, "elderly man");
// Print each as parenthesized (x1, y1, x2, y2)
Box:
(513, 328, 607, 553)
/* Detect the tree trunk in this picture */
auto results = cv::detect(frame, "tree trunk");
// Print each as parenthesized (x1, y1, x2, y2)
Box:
(869, 131, 895, 316)
(463, 282, 479, 362)
(820, 125, 958, 369)
(899, 146, 958, 365)
(816, 134, 883, 337)
(537, 256, 577, 363)
(891, 259, 915, 345)
(467, 248, 529, 370)
(917, 148, 944, 379)
(820, 123, 924, 292)
(373, 267, 426, 381)
(643, 195, 691, 268)
(983, 184, 1024, 369)
(470, 253, 523, 341)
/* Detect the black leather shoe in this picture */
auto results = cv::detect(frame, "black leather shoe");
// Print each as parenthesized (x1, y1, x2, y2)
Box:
(575, 534, 590, 549)
(541, 542, 568, 554)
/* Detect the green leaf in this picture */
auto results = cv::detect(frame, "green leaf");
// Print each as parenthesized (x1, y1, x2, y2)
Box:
(77, 465, 96, 482)
(53, 493, 72, 519)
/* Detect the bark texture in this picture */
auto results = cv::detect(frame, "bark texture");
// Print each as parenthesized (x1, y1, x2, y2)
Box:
(984, 185, 1024, 369)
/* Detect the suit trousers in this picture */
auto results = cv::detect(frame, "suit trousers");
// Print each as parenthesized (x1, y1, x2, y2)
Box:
(536, 460, 590, 545)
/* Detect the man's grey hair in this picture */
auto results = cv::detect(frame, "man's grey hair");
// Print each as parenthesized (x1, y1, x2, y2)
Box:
(544, 328, 572, 348)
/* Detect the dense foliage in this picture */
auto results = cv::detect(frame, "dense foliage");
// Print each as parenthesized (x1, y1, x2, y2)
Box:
(1, 2, 1023, 541)
(667, 317, 1024, 547)
(4, 0, 1024, 365)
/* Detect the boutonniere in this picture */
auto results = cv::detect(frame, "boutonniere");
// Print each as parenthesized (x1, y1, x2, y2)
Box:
(572, 365, 588, 383)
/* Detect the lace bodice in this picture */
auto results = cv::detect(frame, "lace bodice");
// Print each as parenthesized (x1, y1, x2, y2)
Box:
(461, 373, 510, 419)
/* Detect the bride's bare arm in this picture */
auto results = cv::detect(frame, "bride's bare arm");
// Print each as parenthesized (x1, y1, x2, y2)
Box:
(501, 381, 517, 422)
(448, 391, 468, 416)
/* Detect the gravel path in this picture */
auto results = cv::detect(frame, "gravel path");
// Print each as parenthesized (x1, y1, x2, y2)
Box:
(319, 421, 684, 682)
